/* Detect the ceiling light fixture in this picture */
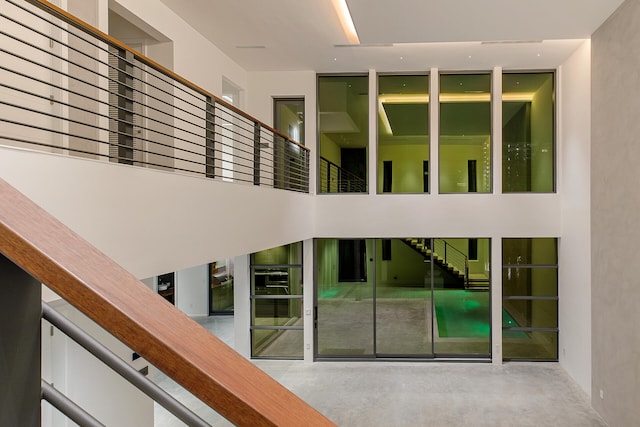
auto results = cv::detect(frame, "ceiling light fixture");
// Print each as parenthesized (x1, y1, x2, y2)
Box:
(378, 92, 535, 135)
(331, 0, 360, 44)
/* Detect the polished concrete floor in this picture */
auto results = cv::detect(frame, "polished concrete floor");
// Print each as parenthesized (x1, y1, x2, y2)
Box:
(152, 316, 606, 427)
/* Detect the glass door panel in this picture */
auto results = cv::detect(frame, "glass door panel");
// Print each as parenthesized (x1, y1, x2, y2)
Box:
(316, 239, 374, 357)
(375, 238, 433, 356)
(432, 238, 491, 356)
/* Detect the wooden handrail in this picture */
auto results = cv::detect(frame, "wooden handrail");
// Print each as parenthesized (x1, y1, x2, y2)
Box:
(0, 178, 334, 426)
(25, 0, 309, 153)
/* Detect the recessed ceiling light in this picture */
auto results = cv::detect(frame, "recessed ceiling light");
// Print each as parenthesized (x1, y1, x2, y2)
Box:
(400, 56, 404, 60)
(333, 57, 337, 61)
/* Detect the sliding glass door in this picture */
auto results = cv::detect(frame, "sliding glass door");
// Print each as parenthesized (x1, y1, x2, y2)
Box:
(375, 239, 433, 356)
(315, 238, 491, 360)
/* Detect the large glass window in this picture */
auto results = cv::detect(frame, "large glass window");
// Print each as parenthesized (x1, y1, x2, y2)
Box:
(502, 72, 555, 192)
(439, 73, 492, 193)
(377, 74, 429, 193)
(318, 75, 368, 193)
(316, 238, 491, 359)
(502, 238, 558, 360)
(250, 242, 303, 358)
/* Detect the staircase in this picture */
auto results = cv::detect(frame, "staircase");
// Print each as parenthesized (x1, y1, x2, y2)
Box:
(403, 238, 468, 288)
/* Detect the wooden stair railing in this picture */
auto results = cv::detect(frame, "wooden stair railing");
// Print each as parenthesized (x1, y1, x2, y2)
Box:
(0, 178, 335, 427)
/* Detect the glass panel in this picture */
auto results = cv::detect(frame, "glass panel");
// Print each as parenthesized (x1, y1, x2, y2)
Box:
(274, 98, 304, 145)
(439, 73, 492, 193)
(503, 268, 558, 297)
(318, 75, 368, 193)
(503, 72, 555, 192)
(252, 267, 303, 296)
(210, 260, 234, 313)
(251, 242, 302, 266)
(317, 239, 374, 356)
(273, 98, 305, 191)
(503, 299, 557, 328)
(502, 238, 557, 265)
(251, 298, 303, 327)
(503, 331, 558, 360)
(375, 238, 433, 355)
(433, 289, 491, 355)
(377, 75, 429, 194)
(252, 329, 304, 358)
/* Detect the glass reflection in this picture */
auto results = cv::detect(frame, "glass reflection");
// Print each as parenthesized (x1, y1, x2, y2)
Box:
(503, 72, 555, 192)
(439, 73, 492, 193)
(377, 74, 429, 194)
(318, 75, 369, 193)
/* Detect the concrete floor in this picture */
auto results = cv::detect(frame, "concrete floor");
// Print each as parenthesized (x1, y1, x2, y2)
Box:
(152, 316, 606, 427)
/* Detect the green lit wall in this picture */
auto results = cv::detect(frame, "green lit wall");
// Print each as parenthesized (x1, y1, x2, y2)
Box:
(377, 144, 429, 193)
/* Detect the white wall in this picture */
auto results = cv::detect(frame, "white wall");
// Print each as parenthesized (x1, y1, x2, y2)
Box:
(176, 264, 208, 316)
(558, 40, 592, 395)
(315, 193, 561, 238)
(247, 71, 318, 194)
(109, 0, 247, 97)
(591, 1, 640, 424)
(0, 147, 314, 280)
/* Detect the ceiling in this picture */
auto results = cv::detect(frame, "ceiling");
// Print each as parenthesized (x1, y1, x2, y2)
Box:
(157, 0, 623, 72)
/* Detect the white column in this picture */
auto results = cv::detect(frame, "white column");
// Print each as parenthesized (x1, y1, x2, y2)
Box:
(491, 237, 503, 364)
(430, 69, 439, 194)
(368, 69, 377, 194)
(303, 239, 314, 362)
(233, 254, 251, 358)
(492, 66, 503, 193)
(491, 67, 503, 365)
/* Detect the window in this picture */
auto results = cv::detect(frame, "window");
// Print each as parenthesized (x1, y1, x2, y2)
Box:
(318, 75, 368, 193)
(377, 74, 429, 193)
(273, 98, 305, 191)
(439, 73, 492, 193)
(502, 72, 555, 192)
(250, 242, 303, 358)
(502, 238, 558, 360)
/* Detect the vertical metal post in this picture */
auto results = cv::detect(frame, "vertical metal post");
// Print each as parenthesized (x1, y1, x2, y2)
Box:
(117, 50, 134, 164)
(253, 122, 261, 186)
(205, 97, 216, 178)
(0, 255, 41, 427)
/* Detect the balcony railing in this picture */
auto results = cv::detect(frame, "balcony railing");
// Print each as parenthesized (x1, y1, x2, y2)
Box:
(319, 156, 366, 193)
(0, 0, 309, 192)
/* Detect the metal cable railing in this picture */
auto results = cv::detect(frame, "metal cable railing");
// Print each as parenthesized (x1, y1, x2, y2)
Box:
(319, 156, 366, 193)
(0, 0, 309, 192)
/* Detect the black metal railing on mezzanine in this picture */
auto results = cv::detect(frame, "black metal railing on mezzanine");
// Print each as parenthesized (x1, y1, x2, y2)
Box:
(0, 0, 309, 193)
(319, 156, 366, 193)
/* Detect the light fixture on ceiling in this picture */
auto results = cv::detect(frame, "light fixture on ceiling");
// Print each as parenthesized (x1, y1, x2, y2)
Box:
(378, 92, 535, 135)
(331, 0, 360, 45)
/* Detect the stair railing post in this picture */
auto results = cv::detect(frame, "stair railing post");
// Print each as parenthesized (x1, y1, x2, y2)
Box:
(0, 255, 41, 427)
(253, 121, 261, 186)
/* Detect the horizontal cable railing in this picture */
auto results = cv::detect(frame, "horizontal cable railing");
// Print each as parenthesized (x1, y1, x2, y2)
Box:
(0, 0, 309, 193)
(0, 176, 335, 425)
(319, 156, 366, 193)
